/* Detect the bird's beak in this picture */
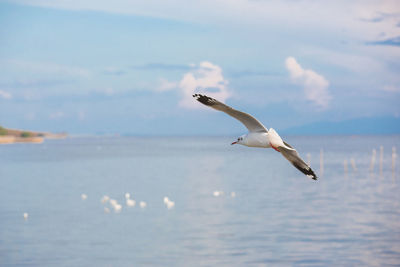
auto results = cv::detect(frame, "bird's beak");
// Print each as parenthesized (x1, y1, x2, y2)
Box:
(231, 141, 237, 145)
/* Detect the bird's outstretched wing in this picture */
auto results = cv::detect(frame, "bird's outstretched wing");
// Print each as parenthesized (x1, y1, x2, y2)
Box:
(278, 142, 317, 180)
(193, 94, 267, 133)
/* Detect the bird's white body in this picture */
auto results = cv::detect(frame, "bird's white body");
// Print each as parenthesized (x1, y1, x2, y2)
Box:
(267, 128, 286, 148)
(237, 128, 288, 151)
(240, 132, 270, 148)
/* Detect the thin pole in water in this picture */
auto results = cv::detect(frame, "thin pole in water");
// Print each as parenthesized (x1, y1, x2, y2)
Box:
(392, 147, 397, 181)
(351, 158, 357, 173)
(369, 149, 376, 173)
(320, 149, 324, 177)
(379, 146, 384, 178)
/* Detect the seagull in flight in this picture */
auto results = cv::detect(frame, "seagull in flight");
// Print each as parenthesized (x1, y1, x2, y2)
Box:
(193, 94, 317, 180)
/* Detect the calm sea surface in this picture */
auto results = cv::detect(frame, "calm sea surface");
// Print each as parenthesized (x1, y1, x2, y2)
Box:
(1, 136, 400, 266)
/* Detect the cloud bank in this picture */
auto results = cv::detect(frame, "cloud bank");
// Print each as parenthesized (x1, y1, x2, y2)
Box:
(11, 0, 400, 43)
(178, 61, 230, 109)
(285, 57, 331, 109)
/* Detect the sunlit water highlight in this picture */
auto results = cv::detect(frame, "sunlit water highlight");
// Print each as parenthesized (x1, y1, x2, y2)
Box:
(0, 136, 399, 266)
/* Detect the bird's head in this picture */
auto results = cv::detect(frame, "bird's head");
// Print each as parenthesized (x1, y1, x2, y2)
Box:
(231, 135, 246, 145)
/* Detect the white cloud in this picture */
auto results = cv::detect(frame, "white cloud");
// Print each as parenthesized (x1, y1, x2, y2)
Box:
(285, 57, 331, 109)
(355, 0, 400, 40)
(12, 0, 400, 40)
(0, 90, 12, 99)
(178, 61, 230, 109)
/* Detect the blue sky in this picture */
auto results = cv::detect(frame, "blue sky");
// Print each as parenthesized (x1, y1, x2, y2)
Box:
(0, 0, 399, 135)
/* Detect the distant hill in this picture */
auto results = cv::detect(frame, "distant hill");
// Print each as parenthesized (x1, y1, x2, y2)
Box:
(0, 125, 67, 144)
(282, 117, 400, 135)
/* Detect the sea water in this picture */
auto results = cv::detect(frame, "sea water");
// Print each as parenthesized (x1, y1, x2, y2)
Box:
(0, 136, 399, 266)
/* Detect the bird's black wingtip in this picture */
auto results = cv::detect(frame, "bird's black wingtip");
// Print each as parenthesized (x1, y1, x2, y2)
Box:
(293, 162, 318, 181)
(307, 171, 318, 181)
(192, 94, 215, 106)
(305, 169, 318, 181)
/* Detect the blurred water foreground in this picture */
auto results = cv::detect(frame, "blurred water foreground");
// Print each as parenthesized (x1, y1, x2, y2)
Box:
(1, 135, 399, 266)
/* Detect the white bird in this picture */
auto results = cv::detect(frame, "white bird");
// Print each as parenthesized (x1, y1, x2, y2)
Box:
(139, 201, 147, 208)
(163, 197, 170, 204)
(193, 94, 317, 180)
(113, 204, 122, 213)
(101, 195, 110, 204)
(23, 212, 29, 220)
(213, 191, 223, 197)
(109, 199, 118, 207)
(81, 193, 88, 200)
(163, 197, 175, 209)
(126, 198, 136, 207)
(166, 200, 175, 210)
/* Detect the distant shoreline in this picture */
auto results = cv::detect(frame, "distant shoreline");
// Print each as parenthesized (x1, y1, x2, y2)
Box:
(0, 126, 67, 144)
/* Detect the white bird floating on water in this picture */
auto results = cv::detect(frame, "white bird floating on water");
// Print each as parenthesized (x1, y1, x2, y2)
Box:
(23, 212, 29, 220)
(126, 198, 136, 207)
(81, 193, 88, 200)
(109, 199, 118, 207)
(166, 201, 175, 210)
(113, 204, 122, 213)
(213, 191, 236, 198)
(213, 191, 224, 197)
(163, 197, 169, 204)
(101, 195, 110, 204)
(193, 94, 317, 180)
(108, 198, 122, 213)
(125, 193, 136, 207)
(139, 201, 147, 209)
(163, 197, 175, 210)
